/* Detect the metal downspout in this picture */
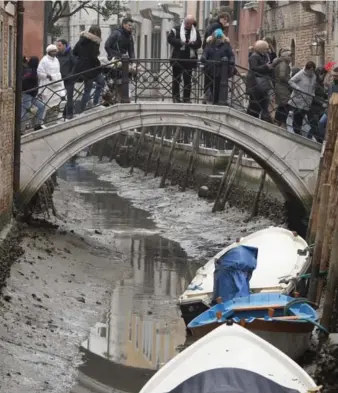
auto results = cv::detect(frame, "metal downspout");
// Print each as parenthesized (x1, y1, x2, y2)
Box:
(13, 1, 24, 207)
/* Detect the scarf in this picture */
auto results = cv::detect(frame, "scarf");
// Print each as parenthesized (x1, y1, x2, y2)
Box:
(180, 22, 197, 43)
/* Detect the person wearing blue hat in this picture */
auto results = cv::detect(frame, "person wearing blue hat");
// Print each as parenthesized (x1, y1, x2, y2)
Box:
(201, 29, 234, 105)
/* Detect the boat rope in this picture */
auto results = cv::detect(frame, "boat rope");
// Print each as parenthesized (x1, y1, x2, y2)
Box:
(283, 298, 317, 315)
(283, 298, 329, 335)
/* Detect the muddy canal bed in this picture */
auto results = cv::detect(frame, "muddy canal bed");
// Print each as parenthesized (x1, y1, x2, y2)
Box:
(0, 158, 276, 393)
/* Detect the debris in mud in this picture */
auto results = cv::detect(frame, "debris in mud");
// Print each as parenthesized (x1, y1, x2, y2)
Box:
(94, 229, 102, 235)
(76, 296, 86, 303)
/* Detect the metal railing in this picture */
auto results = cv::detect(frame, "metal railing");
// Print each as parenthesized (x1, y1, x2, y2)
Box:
(21, 56, 328, 141)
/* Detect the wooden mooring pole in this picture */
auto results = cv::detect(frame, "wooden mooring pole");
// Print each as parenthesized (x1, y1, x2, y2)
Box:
(307, 93, 338, 244)
(160, 126, 180, 188)
(212, 146, 236, 213)
(144, 126, 159, 176)
(154, 126, 166, 178)
(130, 127, 148, 175)
(220, 150, 243, 210)
(316, 92, 338, 302)
(321, 216, 338, 333)
(308, 183, 331, 303)
(182, 129, 200, 192)
(250, 170, 266, 219)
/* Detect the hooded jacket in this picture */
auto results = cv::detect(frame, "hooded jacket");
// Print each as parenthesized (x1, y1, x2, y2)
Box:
(56, 45, 76, 79)
(72, 31, 101, 80)
(105, 27, 135, 60)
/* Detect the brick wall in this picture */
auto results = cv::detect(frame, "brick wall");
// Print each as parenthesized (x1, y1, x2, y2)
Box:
(0, 5, 16, 231)
(23, 1, 44, 59)
(263, 1, 334, 68)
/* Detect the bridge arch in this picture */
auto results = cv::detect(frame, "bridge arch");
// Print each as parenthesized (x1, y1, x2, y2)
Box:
(20, 103, 320, 210)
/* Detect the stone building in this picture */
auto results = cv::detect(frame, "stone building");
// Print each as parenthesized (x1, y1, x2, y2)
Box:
(22, 1, 45, 58)
(263, 1, 335, 68)
(0, 1, 16, 230)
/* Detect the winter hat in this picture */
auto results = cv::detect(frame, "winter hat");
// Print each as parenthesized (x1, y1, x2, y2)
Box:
(214, 28, 223, 39)
(46, 44, 57, 53)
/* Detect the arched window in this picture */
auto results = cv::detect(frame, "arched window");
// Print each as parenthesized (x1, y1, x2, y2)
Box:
(291, 39, 295, 67)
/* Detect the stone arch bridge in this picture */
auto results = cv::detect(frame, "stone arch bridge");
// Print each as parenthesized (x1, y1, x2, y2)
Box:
(20, 103, 321, 211)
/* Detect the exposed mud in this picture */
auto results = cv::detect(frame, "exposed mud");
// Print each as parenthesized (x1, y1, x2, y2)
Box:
(0, 222, 130, 393)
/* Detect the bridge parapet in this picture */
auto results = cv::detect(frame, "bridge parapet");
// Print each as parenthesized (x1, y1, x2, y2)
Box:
(20, 103, 321, 211)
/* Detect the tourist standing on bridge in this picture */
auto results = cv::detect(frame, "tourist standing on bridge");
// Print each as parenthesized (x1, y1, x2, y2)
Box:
(201, 29, 234, 105)
(274, 49, 292, 128)
(72, 25, 105, 113)
(202, 12, 231, 103)
(21, 56, 46, 131)
(288, 61, 317, 135)
(56, 39, 77, 119)
(167, 15, 202, 103)
(105, 17, 135, 60)
(246, 40, 274, 122)
(37, 45, 66, 110)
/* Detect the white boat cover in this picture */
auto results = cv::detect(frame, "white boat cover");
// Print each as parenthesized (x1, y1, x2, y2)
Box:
(164, 368, 301, 393)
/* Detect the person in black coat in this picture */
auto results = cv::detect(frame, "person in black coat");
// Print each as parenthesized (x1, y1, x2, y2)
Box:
(201, 29, 234, 104)
(72, 25, 105, 113)
(246, 40, 274, 122)
(105, 17, 135, 60)
(21, 56, 46, 130)
(167, 15, 202, 103)
(56, 38, 77, 119)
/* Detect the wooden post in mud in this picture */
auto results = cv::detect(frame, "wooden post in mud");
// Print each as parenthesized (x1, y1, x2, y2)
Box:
(307, 92, 338, 244)
(98, 140, 105, 162)
(182, 129, 200, 192)
(144, 126, 159, 176)
(317, 92, 338, 302)
(108, 135, 119, 162)
(130, 127, 148, 175)
(321, 217, 338, 332)
(154, 126, 166, 178)
(250, 170, 266, 219)
(212, 146, 236, 213)
(160, 126, 180, 188)
(221, 150, 243, 209)
(308, 183, 331, 303)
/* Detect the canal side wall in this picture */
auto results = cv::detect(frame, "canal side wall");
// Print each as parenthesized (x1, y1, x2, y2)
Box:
(91, 133, 286, 223)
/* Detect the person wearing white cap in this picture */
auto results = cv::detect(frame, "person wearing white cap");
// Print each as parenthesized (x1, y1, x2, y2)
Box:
(37, 44, 66, 110)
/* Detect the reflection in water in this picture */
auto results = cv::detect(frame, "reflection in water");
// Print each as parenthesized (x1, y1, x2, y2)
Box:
(58, 162, 200, 393)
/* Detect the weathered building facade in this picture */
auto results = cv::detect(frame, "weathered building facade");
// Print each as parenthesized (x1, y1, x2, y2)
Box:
(0, 1, 16, 230)
(263, 1, 334, 68)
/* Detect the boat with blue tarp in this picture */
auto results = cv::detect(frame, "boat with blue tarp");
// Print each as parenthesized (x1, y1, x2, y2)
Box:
(139, 323, 320, 393)
(178, 227, 310, 327)
(187, 293, 319, 359)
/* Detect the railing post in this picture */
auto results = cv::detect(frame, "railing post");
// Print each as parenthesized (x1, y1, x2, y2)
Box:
(121, 54, 130, 103)
(218, 56, 229, 106)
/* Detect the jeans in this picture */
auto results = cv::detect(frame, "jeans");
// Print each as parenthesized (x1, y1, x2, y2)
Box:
(80, 74, 105, 113)
(21, 93, 45, 125)
(318, 113, 327, 142)
(172, 66, 192, 103)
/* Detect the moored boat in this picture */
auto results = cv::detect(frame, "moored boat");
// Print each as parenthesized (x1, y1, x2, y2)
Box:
(178, 227, 309, 327)
(187, 293, 318, 360)
(139, 322, 319, 393)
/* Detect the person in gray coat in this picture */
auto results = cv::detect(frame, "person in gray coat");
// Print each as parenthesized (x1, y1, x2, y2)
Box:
(288, 61, 317, 135)
(274, 49, 292, 127)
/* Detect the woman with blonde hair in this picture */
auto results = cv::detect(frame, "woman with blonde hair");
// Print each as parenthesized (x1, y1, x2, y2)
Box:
(246, 40, 274, 121)
(201, 28, 234, 104)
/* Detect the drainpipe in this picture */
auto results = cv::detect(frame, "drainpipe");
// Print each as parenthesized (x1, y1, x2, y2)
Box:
(13, 1, 24, 206)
